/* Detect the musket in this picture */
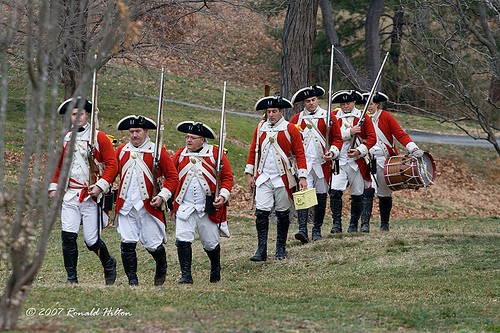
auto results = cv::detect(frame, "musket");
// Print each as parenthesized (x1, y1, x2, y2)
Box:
(214, 81, 227, 199)
(152, 67, 166, 210)
(350, 52, 389, 150)
(326, 45, 340, 177)
(250, 85, 268, 210)
(88, 54, 99, 187)
(88, 54, 104, 236)
(325, 45, 334, 152)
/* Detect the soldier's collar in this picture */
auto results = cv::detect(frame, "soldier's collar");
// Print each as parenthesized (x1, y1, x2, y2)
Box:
(131, 136, 151, 149)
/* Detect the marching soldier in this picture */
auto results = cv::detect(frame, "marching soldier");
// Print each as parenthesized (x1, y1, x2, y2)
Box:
(114, 115, 179, 286)
(330, 90, 377, 233)
(290, 85, 343, 242)
(49, 97, 118, 285)
(172, 121, 234, 284)
(245, 95, 308, 261)
(361, 92, 424, 232)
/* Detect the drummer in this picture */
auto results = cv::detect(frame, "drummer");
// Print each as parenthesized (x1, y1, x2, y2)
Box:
(361, 92, 424, 232)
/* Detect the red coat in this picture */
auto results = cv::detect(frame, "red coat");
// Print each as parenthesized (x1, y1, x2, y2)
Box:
(246, 118, 307, 197)
(51, 129, 117, 193)
(333, 109, 376, 181)
(372, 110, 413, 156)
(114, 141, 179, 224)
(172, 144, 233, 224)
(289, 108, 343, 184)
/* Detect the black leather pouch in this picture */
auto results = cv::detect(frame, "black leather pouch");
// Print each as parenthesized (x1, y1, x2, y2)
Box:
(204, 195, 216, 214)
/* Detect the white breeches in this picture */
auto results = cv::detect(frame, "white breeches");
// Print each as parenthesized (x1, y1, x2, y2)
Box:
(61, 193, 106, 246)
(175, 211, 219, 251)
(255, 179, 292, 212)
(116, 207, 166, 251)
(373, 156, 392, 197)
(306, 168, 328, 194)
(330, 164, 370, 196)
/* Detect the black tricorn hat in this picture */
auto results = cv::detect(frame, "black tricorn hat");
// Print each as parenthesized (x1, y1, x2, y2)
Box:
(331, 90, 363, 103)
(254, 95, 293, 111)
(116, 115, 157, 130)
(176, 121, 216, 139)
(290, 85, 325, 104)
(361, 92, 389, 104)
(57, 97, 92, 114)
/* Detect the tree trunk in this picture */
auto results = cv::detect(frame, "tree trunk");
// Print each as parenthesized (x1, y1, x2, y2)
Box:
(281, 0, 319, 119)
(60, 0, 89, 98)
(0, 275, 33, 330)
(319, 0, 368, 90)
(365, 0, 384, 85)
(389, 5, 405, 103)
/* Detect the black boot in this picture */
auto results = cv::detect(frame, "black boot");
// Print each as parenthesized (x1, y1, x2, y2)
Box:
(176, 240, 193, 284)
(275, 209, 290, 260)
(148, 244, 167, 286)
(88, 239, 117, 286)
(294, 208, 309, 244)
(379, 196, 393, 232)
(121, 242, 138, 286)
(312, 193, 327, 241)
(205, 244, 221, 283)
(329, 190, 343, 233)
(361, 188, 375, 233)
(348, 194, 363, 233)
(250, 209, 269, 261)
(61, 231, 78, 284)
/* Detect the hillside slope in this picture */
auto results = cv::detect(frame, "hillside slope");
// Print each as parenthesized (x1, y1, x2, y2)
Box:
(147, 4, 282, 88)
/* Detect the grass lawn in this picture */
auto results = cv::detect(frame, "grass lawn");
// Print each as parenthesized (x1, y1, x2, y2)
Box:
(11, 215, 500, 333)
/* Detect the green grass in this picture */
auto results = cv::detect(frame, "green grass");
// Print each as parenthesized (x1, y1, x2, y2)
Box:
(10, 216, 500, 333)
(2, 64, 500, 332)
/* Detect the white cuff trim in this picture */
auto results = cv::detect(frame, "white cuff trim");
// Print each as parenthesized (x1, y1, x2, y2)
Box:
(244, 164, 254, 175)
(356, 144, 368, 157)
(96, 179, 110, 193)
(330, 146, 340, 160)
(219, 188, 230, 203)
(158, 188, 172, 203)
(297, 168, 308, 179)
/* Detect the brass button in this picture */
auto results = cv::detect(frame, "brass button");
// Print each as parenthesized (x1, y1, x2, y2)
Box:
(190, 158, 196, 164)
(131, 152, 137, 159)
(269, 137, 275, 143)
(307, 123, 312, 129)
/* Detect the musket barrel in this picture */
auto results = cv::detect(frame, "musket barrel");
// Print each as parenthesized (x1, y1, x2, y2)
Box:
(154, 67, 165, 164)
(152, 67, 165, 202)
(326, 45, 335, 149)
(215, 81, 227, 198)
(88, 54, 99, 186)
(350, 52, 389, 149)
(90, 55, 98, 146)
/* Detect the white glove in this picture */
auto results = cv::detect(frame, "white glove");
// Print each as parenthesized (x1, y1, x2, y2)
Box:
(406, 142, 424, 158)
(409, 148, 424, 158)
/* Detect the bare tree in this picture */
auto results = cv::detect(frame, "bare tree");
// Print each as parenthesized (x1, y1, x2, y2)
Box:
(281, 0, 319, 119)
(400, 0, 499, 154)
(0, 0, 131, 329)
(0, 1, 20, 191)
